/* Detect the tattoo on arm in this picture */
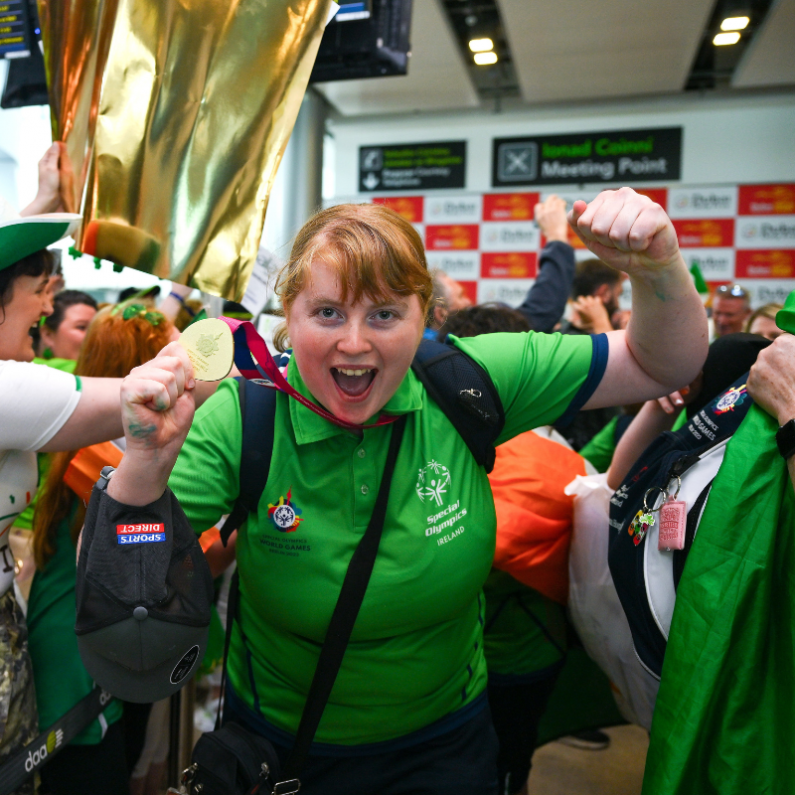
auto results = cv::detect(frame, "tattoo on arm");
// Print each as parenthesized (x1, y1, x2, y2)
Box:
(128, 422, 158, 440)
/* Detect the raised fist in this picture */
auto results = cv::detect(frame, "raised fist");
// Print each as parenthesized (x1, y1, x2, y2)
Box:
(120, 341, 196, 456)
(568, 187, 681, 276)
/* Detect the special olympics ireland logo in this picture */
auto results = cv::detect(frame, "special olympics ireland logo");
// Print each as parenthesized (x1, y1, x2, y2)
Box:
(416, 460, 451, 506)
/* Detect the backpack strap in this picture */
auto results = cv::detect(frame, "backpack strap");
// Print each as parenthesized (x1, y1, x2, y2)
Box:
(411, 338, 505, 473)
(221, 378, 278, 545)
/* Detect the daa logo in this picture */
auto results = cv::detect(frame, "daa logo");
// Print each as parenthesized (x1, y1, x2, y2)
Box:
(25, 729, 64, 771)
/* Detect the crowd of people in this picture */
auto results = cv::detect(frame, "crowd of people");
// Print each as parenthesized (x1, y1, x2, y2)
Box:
(0, 142, 793, 795)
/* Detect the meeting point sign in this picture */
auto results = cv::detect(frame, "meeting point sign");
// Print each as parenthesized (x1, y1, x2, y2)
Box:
(492, 127, 682, 187)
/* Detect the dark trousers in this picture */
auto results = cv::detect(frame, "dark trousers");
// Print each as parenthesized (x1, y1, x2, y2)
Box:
(488, 671, 561, 795)
(38, 719, 129, 795)
(226, 698, 499, 795)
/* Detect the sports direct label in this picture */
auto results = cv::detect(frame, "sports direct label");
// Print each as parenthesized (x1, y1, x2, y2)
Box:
(117, 523, 165, 544)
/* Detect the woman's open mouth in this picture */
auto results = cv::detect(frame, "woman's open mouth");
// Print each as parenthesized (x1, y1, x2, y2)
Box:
(331, 367, 377, 399)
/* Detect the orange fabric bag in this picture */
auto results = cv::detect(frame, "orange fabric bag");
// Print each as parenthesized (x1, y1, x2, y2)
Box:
(488, 430, 588, 604)
(63, 441, 124, 502)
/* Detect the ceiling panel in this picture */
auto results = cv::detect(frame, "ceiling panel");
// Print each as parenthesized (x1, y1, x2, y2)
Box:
(498, 0, 715, 103)
(315, 0, 479, 116)
(732, 0, 795, 88)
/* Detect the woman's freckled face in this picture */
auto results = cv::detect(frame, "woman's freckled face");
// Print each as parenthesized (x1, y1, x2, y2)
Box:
(286, 260, 425, 425)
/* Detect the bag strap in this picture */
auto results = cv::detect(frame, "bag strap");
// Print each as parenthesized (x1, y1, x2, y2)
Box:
(274, 414, 408, 792)
(215, 567, 240, 732)
(0, 686, 112, 795)
(411, 339, 504, 473)
(222, 378, 278, 545)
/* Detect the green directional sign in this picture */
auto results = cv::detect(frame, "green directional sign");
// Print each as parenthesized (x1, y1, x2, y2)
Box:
(359, 141, 466, 192)
(492, 127, 682, 187)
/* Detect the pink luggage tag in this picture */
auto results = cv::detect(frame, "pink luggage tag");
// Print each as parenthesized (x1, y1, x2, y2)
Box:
(658, 496, 687, 551)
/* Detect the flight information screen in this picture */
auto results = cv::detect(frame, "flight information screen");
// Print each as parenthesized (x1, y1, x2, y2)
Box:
(0, 1, 30, 59)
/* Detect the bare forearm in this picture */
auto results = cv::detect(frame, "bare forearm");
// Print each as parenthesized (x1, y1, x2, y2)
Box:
(40, 378, 124, 451)
(626, 258, 708, 390)
(608, 401, 678, 489)
(21, 196, 60, 216)
(41, 374, 215, 454)
(107, 449, 179, 506)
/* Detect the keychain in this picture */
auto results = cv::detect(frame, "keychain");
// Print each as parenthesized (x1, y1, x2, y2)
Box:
(658, 476, 687, 551)
(166, 763, 196, 795)
(628, 485, 667, 547)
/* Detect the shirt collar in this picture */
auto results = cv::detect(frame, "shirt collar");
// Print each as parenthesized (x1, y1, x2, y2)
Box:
(287, 355, 423, 445)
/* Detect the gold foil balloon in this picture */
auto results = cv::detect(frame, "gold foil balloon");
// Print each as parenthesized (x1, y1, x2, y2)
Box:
(39, 0, 332, 299)
(38, 0, 120, 213)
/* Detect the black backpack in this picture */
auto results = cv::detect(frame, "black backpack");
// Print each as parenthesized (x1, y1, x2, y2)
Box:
(220, 338, 505, 544)
(607, 373, 755, 678)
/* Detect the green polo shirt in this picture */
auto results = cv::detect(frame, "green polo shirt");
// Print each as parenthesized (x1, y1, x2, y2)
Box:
(483, 569, 567, 678)
(168, 330, 599, 745)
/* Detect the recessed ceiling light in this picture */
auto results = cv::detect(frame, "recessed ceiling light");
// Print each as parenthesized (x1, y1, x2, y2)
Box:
(713, 31, 741, 45)
(721, 16, 750, 31)
(474, 51, 498, 65)
(469, 38, 494, 53)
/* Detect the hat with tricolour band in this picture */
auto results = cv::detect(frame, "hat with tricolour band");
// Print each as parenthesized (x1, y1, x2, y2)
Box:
(0, 213, 82, 272)
(75, 469, 214, 703)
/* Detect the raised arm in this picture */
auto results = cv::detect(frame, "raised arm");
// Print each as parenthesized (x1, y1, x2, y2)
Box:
(20, 143, 65, 216)
(516, 195, 575, 333)
(575, 188, 708, 410)
(40, 377, 124, 451)
(40, 364, 216, 452)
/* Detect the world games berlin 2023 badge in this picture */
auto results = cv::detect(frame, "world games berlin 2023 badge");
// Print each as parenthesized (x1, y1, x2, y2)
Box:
(268, 489, 303, 532)
(714, 384, 748, 415)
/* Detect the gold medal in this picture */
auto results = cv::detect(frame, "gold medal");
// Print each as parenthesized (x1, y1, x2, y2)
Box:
(179, 318, 234, 382)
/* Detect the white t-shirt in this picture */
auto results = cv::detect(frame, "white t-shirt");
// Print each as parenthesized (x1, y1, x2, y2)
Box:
(0, 360, 81, 595)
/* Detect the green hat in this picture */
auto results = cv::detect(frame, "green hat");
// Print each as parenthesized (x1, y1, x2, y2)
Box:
(776, 291, 795, 334)
(0, 213, 82, 272)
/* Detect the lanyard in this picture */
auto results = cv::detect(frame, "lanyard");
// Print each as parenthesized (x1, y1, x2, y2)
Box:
(217, 317, 401, 432)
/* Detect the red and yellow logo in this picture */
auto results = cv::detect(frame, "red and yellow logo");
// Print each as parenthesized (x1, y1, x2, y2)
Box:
(673, 219, 734, 248)
(425, 224, 479, 251)
(482, 193, 539, 221)
(739, 184, 795, 216)
(481, 252, 537, 279)
(372, 196, 424, 223)
(735, 250, 795, 279)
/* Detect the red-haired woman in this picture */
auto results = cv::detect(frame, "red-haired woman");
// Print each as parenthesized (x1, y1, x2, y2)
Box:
(28, 305, 177, 795)
(104, 189, 708, 794)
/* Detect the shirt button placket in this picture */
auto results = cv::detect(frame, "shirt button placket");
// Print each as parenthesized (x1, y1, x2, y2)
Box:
(355, 444, 373, 521)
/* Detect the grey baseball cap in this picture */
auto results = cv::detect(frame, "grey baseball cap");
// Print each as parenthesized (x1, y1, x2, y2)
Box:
(76, 475, 214, 703)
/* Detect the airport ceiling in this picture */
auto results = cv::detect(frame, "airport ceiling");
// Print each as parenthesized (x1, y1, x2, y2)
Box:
(315, 0, 795, 116)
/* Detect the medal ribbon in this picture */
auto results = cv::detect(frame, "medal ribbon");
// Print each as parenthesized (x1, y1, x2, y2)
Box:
(218, 317, 400, 431)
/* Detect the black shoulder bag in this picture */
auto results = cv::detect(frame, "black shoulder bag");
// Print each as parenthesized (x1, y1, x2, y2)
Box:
(172, 415, 408, 795)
